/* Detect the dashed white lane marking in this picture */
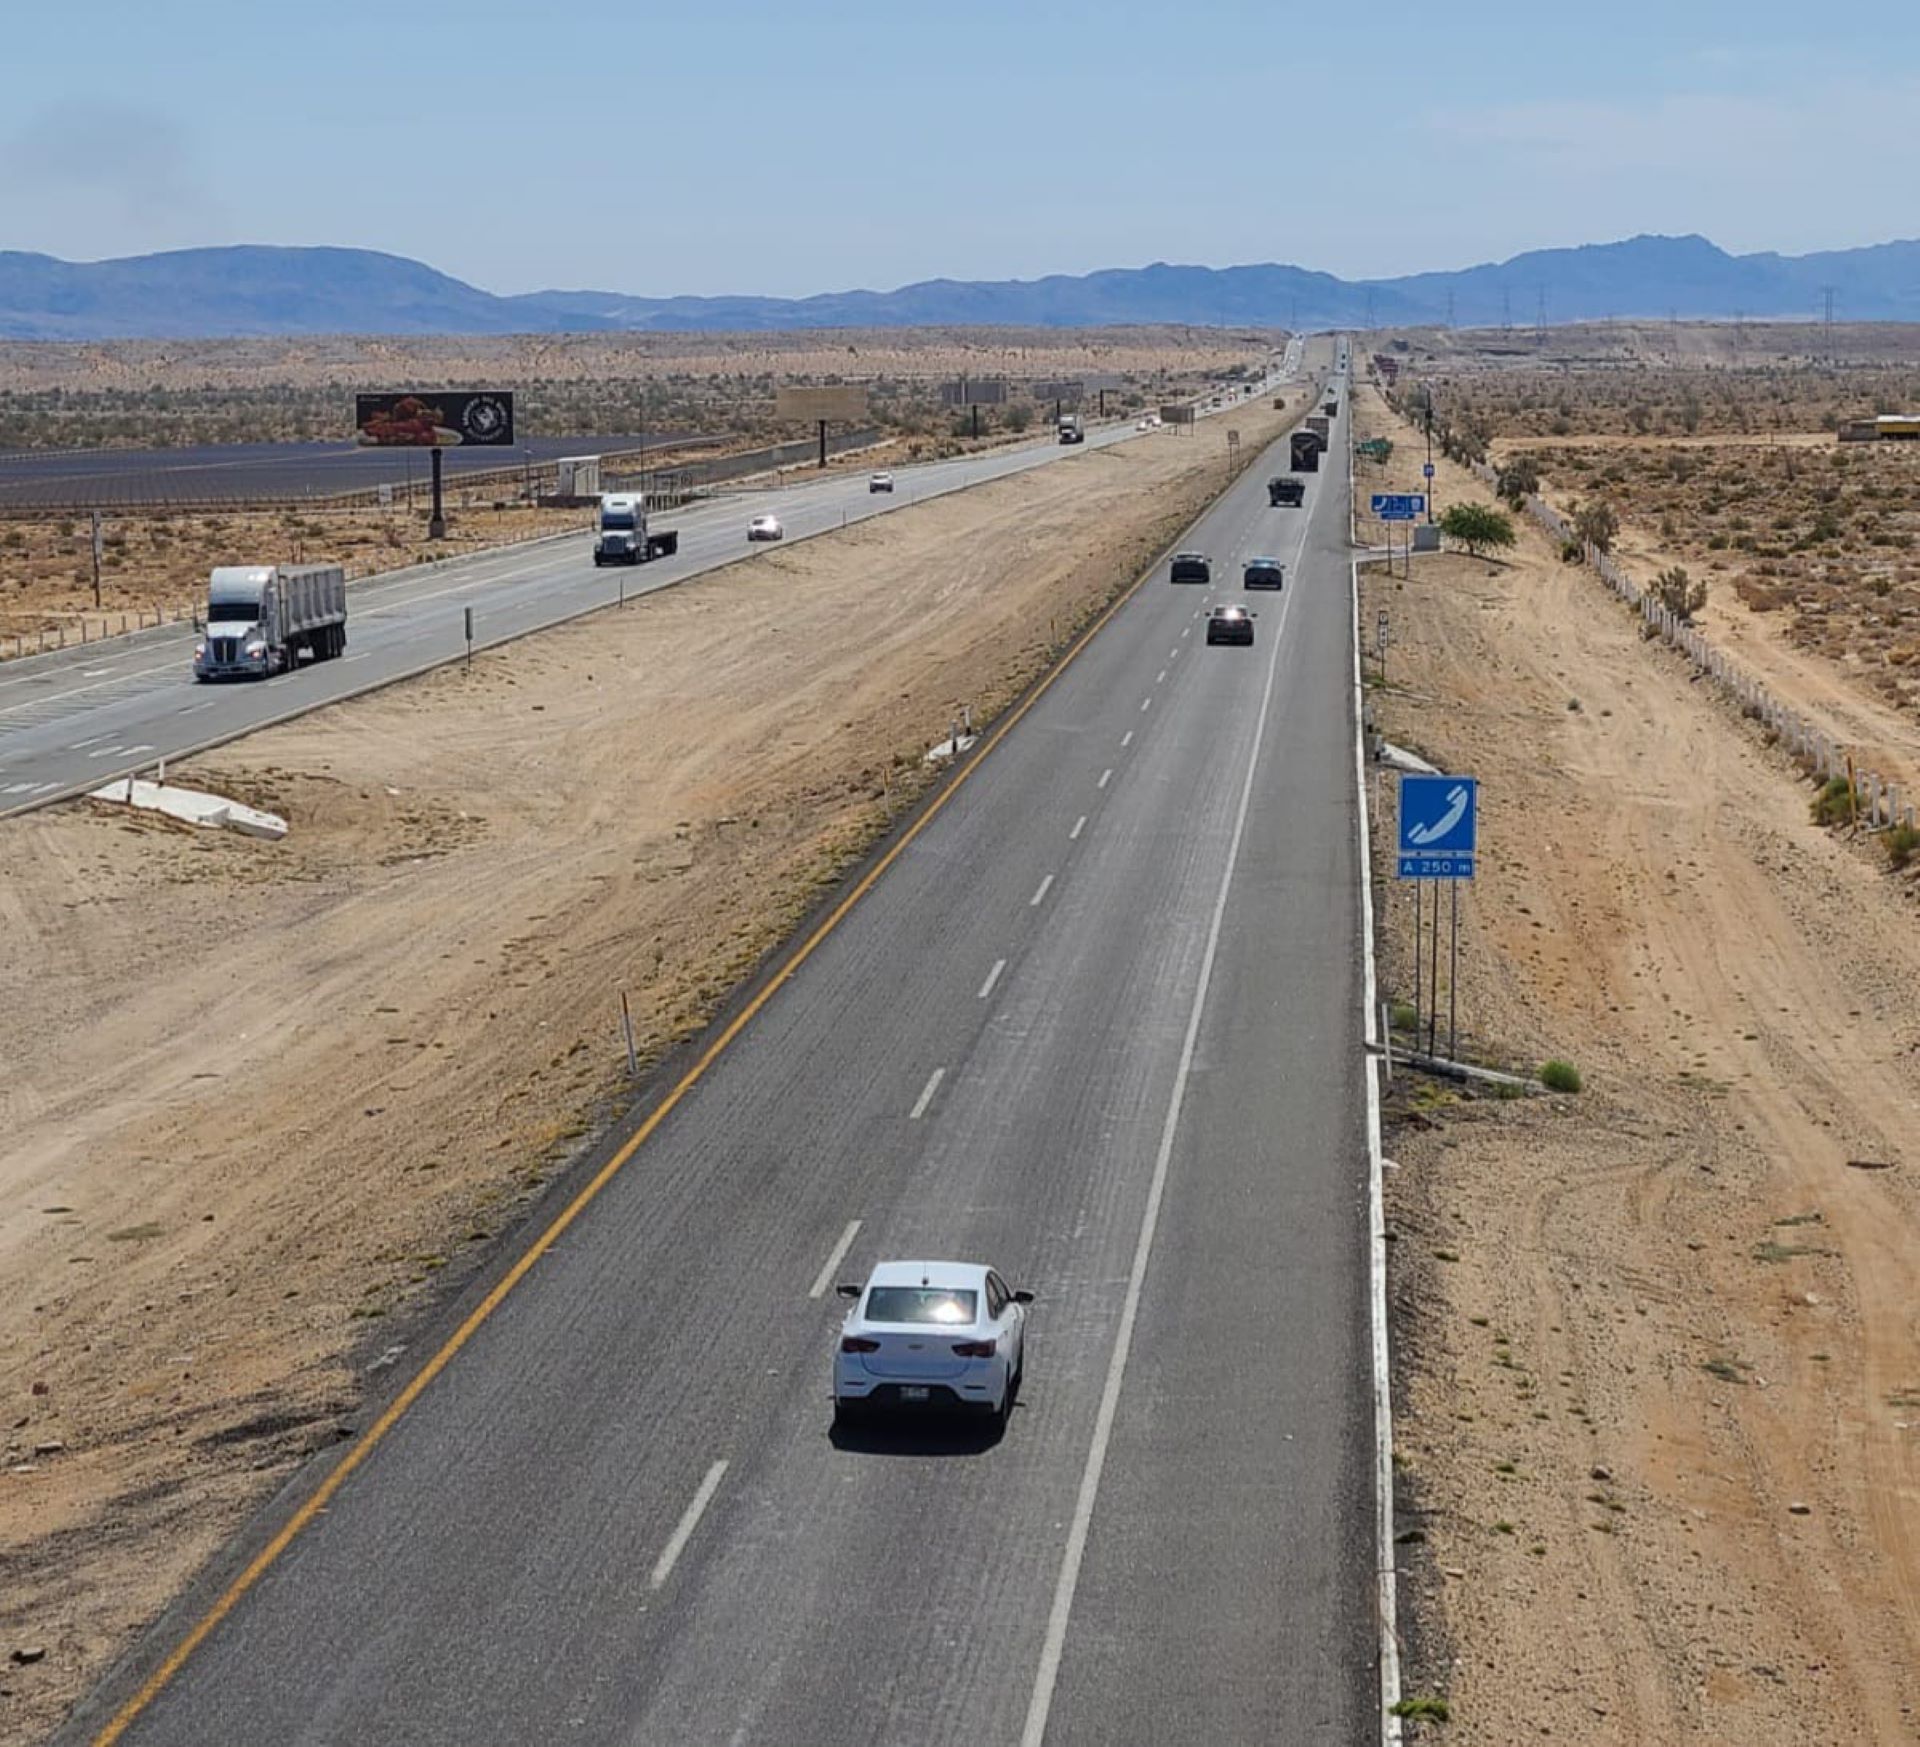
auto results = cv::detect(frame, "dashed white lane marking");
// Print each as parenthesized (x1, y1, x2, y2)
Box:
(1069, 815, 1087, 841)
(1139, 697, 1152, 713)
(909, 1067, 946, 1120)
(69, 734, 111, 750)
(650, 1460, 729, 1589)
(1182, 626, 1191, 637)
(1156, 670, 1167, 684)
(1029, 874, 1054, 907)
(1019, 539, 1292, 1747)
(808, 1220, 863, 1300)
(977, 958, 1006, 1001)
(1097, 768, 1113, 789)
(1120, 730, 1133, 749)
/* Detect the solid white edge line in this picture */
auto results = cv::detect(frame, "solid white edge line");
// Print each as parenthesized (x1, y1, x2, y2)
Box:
(1020, 528, 1298, 1747)
(1354, 502, 1405, 1729)
(977, 957, 1007, 1001)
(909, 1066, 945, 1121)
(649, 1459, 729, 1589)
(1069, 815, 1087, 842)
(808, 1218, 863, 1300)
(1029, 873, 1054, 908)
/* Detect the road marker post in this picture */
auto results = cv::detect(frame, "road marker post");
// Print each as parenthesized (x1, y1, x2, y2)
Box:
(463, 606, 474, 672)
(620, 990, 639, 1079)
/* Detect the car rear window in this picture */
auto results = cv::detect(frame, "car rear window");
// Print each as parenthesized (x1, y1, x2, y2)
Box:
(865, 1287, 977, 1325)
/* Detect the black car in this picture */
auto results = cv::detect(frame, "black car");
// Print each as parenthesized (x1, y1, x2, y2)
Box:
(1169, 551, 1211, 584)
(1205, 605, 1255, 646)
(1267, 476, 1304, 507)
(1243, 558, 1285, 591)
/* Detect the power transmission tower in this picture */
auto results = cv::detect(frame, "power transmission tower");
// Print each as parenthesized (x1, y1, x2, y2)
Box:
(1445, 288, 1455, 329)
(1501, 287, 1512, 331)
(1819, 286, 1836, 354)
(1535, 284, 1547, 342)
(1365, 287, 1376, 330)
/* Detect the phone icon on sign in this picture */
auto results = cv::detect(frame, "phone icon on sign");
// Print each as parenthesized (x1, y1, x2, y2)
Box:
(1408, 784, 1470, 847)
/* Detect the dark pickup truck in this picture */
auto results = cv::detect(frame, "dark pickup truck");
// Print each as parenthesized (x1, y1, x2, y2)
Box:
(1268, 476, 1304, 506)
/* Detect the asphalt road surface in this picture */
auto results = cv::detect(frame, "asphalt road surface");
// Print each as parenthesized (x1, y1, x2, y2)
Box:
(0, 355, 1303, 819)
(68, 344, 1376, 1747)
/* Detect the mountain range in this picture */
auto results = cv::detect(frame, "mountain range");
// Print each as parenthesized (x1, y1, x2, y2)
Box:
(2, 234, 1918, 340)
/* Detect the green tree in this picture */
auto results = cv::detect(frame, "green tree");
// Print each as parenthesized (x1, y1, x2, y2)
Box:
(1439, 503, 1516, 557)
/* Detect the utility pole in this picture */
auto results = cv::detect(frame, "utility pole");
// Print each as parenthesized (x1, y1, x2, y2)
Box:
(1445, 288, 1455, 330)
(1501, 287, 1512, 332)
(1424, 399, 1435, 523)
(1535, 284, 1547, 342)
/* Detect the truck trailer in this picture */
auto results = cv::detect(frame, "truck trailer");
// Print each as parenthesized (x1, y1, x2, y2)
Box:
(594, 494, 680, 565)
(1290, 431, 1323, 473)
(193, 564, 346, 680)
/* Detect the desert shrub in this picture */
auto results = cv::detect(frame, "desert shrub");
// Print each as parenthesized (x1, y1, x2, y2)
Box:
(1539, 1060, 1583, 1093)
(1653, 565, 1708, 621)
(1884, 823, 1920, 869)
(1560, 538, 1584, 564)
(1496, 455, 1540, 508)
(1573, 499, 1619, 553)
(1812, 776, 1863, 826)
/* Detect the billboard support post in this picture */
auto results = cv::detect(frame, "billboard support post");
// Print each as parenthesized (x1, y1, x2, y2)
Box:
(818, 419, 828, 469)
(428, 448, 446, 540)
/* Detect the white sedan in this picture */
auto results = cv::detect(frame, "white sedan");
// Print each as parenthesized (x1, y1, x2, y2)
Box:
(834, 1260, 1031, 1426)
(747, 514, 783, 542)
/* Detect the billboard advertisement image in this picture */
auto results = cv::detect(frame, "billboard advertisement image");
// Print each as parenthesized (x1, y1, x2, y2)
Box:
(354, 391, 516, 447)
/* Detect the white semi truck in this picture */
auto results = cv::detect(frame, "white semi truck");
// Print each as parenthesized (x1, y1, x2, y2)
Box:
(193, 564, 346, 681)
(1057, 413, 1085, 445)
(594, 493, 680, 565)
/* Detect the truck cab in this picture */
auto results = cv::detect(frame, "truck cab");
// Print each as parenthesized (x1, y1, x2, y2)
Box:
(1057, 413, 1085, 445)
(195, 568, 278, 679)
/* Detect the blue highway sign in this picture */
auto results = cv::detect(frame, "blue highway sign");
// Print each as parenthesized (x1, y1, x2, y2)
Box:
(1371, 493, 1427, 522)
(1397, 773, 1477, 878)
(1422, 462, 1435, 478)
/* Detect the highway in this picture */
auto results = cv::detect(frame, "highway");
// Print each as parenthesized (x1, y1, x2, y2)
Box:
(67, 342, 1380, 1745)
(0, 348, 1301, 818)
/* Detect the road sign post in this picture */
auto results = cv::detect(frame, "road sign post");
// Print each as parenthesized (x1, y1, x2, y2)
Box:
(463, 605, 473, 671)
(1397, 774, 1478, 1056)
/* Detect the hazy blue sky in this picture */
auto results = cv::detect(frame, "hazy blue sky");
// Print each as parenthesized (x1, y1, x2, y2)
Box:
(4, 0, 1916, 296)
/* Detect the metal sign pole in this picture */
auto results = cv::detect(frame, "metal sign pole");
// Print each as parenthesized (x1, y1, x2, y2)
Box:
(1449, 879, 1459, 1061)
(428, 448, 446, 540)
(1426, 878, 1441, 1056)
(1411, 876, 1423, 1031)
(463, 605, 473, 671)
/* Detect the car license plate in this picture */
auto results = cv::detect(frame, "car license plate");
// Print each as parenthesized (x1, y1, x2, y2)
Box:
(900, 1386, 931, 1403)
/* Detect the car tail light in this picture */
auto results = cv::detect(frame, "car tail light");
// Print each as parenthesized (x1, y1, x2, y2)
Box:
(951, 1339, 997, 1358)
(840, 1336, 880, 1354)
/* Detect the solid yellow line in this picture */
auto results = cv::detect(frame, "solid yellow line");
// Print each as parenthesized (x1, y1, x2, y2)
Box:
(93, 535, 1164, 1746)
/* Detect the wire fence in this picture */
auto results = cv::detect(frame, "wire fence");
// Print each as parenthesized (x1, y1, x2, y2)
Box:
(1469, 458, 1915, 833)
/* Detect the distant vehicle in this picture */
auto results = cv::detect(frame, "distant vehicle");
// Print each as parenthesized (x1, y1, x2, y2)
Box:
(747, 514, 784, 542)
(1169, 551, 1211, 584)
(1268, 476, 1304, 507)
(1323, 397, 1339, 418)
(193, 564, 346, 681)
(1243, 557, 1285, 591)
(1057, 413, 1085, 445)
(1135, 417, 1153, 431)
(869, 471, 895, 493)
(1206, 605, 1256, 646)
(1305, 414, 1332, 444)
(833, 1260, 1032, 1425)
(595, 493, 679, 565)
(1291, 431, 1323, 473)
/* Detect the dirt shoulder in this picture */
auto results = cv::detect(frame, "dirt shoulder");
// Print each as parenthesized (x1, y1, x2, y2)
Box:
(1359, 380, 1920, 1740)
(0, 396, 1302, 1743)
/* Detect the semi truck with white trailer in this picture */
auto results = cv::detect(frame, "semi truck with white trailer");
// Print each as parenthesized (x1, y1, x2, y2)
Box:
(1057, 412, 1085, 444)
(193, 564, 346, 681)
(594, 493, 680, 565)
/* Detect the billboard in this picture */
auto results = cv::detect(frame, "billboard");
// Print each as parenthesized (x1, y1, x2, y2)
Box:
(354, 391, 515, 447)
(774, 384, 871, 422)
(940, 378, 1008, 407)
(1032, 379, 1084, 402)
(1159, 403, 1197, 425)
